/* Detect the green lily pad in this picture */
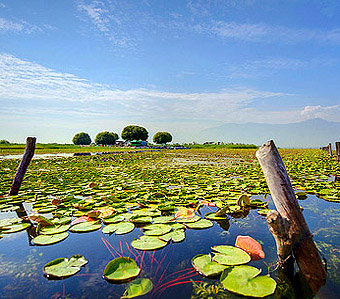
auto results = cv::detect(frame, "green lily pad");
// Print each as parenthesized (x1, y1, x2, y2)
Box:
(186, 219, 213, 229)
(159, 229, 185, 243)
(129, 215, 153, 224)
(43, 255, 88, 278)
(33, 232, 69, 245)
(152, 216, 174, 224)
(103, 257, 140, 282)
(122, 278, 153, 298)
(40, 225, 70, 235)
(103, 215, 125, 224)
(52, 216, 72, 225)
(143, 224, 172, 236)
(69, 221, 101, 233)
(191, 254, 226, 278)
(220, 265, 276, 298)
(211, 245, 251, 265)
(170, 223, 185, 230)
(0, 218, 21, 229)
(177, 215, 201, 223)
(102, 222, 135, 235)
(1, 223, 30, 234)
(131, 235, 168, 251)
(204, 212, 228, 220)
(37, 206, 56, 214)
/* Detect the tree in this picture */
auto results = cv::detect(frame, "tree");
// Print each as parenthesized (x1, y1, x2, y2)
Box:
(95, 131, 118, 145)
(0, 139, 10, 145)
(153, 132, 173, 144)
(121, 125, 148, 141)
(72, 132, 91, 145)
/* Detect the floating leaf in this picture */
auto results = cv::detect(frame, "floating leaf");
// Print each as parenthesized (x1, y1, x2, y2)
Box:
(191, 254, 226, 278)
(143, 224, 172, 236)
(29, 214, 54, 226)
(102, 215, 125, 224)
(43, 255, 88, 278)
(204, 212, 228, 221)
(40, 225, 70, 235)
(220, 265, 276, 297)
(1, 222, 30, 234)
(69, 221, 101, 233)
(102, 222, 134, 235)
(129, 215, 153, 224)
(159, 229, 185, 243)
(186, 219, 213, 229)
(71, 216, 95, 226)
(0, 218, 21, 229)
(122, 278, 153, 298)
(257, 209, 274, 216)
(177, 215, 201, 223)
(237, 194, 251, 207)
(131, 235, 167, 251)
(211, 245, 251, 265)
(152, 216, 174, 224)
(174, 208, 195, 220)
(33, 232, 69, 245)
(235, 235, 265, 261)
(103, 257, 140, 282)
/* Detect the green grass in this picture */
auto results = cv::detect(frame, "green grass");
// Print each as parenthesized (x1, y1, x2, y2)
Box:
(0, 143, 138, 155)
(182, 143, 258, 149)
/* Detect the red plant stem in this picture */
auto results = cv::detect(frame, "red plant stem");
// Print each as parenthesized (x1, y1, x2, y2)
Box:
(155, 267, 193, 286)
(157, 280, 201, 294)
(140, 250, 146, 271)
(126, 241, 138, 259)
(150, 250, 156, 273)
(176, 269, 196, 280)
(119, 240, 123, 254)
(154, 272, 198, 292)
(104, 238, 122, 257)
(101, 237, 115, 257)
(153, 250, 168, 280)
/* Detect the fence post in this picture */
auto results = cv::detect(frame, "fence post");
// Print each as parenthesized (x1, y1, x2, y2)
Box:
(336, 142, 340, 162)
(328, 143, 332, 156)
(256, 140, 326, 293)
(9, 137, 36, 195)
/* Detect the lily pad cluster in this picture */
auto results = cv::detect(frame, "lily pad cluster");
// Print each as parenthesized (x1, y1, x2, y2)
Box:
(191, 244, 276, 297)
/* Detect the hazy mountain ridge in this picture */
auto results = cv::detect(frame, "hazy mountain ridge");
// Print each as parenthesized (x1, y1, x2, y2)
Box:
(200, 118, 340, 148)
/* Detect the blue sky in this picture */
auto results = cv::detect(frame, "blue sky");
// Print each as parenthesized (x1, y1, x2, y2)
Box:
(1, 0, 340, 143)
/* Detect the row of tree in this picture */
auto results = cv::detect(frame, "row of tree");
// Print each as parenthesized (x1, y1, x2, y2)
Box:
(72, 125, 172, 145)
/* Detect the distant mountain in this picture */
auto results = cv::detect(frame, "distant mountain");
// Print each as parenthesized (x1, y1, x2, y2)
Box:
(200, 118, 340, 148)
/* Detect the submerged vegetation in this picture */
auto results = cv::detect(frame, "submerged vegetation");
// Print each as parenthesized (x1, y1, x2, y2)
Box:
(0, 148, 340, 298)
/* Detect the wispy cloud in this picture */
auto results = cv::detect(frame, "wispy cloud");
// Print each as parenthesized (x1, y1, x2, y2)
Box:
(301, 105, 340, 120)
(0, 17, 42, 34)
(0, 53, 285, 121)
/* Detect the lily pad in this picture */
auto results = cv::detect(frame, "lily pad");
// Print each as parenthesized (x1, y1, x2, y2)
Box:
(211, 245, 251, 265)
(191, 254, 226, 278)
(257, 209, 274, 216)
(43, 255, 88, 278)
(177, 215, 201, 223)
(159, 229, 185, 243)
(122, 278, 153, 298)
(220, 265, 276, 298)
(204, 212, 228, 221)
(40, 225, 70, 235)
(152, 216, 174, 224)
(69, 221, 101, 233)
(33, 232, 69, 245)
(186, 219, 213, 229)
(102, 222, 135, 235)
(143, 224, 172, 236)
(103, 215, 125, 224)
(1, 223, 30, 234)
(131, 235, 168, 251)
(103, 257, 140, 282)
(129, 215, 153, 224)
(0, 218, 21, 229)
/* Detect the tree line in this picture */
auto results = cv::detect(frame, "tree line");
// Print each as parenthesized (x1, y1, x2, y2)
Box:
(72, 125, 172, 145)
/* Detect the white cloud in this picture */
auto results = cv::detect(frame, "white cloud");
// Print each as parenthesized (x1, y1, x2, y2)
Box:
(0, 53, 286, 122)
(0, 17, 41, 34)
(301, 105, 340, 119)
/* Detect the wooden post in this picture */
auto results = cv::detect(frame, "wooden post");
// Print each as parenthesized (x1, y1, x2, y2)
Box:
(9, 137, 36, 196)
(335, 142, 340, 162)
(328, 143, 332, 157)
(256, 140, 326, 293)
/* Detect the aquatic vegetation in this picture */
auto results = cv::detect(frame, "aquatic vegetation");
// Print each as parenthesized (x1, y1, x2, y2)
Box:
(235, 235, 265, 261)
(103, 257, 140, 282)
(211, 245, 251, 265)
(122, 278, 153, 298)
(220, 265, 276, 298)
(191, 254, 227, 278)
(43, 255, 88, 279)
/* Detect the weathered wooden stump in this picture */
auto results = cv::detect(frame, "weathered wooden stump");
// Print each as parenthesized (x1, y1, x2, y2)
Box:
(256, 140, 326, 293)
(9, 137, 36, 195)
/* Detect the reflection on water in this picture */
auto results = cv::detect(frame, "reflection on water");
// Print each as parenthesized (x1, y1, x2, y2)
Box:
(0, 195, 339, 298)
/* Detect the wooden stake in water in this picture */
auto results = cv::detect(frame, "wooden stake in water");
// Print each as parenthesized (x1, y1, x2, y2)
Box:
(9, 137, 36, 196)
(335, 142, 340, 162)
(256, 140, 326, 293)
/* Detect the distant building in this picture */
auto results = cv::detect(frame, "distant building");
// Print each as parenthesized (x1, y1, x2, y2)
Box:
(129, 140, 148, 147)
